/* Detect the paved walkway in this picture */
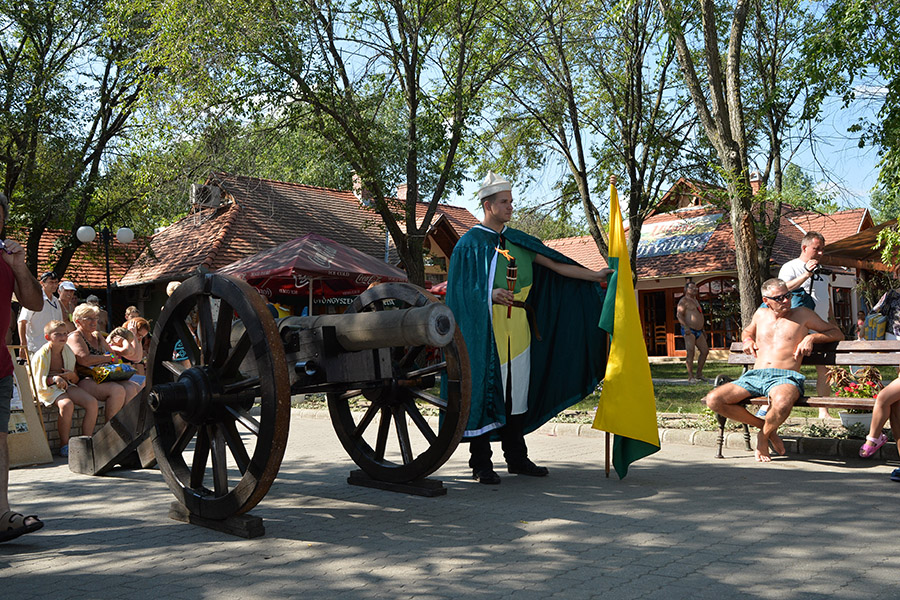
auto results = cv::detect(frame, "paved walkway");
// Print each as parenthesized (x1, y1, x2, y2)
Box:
(3, 410, 899, 600)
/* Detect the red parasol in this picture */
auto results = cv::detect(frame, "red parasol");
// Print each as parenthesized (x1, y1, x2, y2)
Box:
(218, 234, 408, 309)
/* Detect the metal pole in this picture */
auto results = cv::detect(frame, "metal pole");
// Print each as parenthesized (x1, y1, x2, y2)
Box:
(103, 227, 113, 328)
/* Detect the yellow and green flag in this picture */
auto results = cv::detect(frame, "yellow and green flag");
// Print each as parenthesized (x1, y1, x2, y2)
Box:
(592, 183, 660, 478)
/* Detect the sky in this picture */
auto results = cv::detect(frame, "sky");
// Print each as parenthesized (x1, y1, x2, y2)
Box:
(446, 94, 884, 218)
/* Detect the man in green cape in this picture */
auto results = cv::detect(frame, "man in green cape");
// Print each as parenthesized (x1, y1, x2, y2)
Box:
(445, 172, 612, 484)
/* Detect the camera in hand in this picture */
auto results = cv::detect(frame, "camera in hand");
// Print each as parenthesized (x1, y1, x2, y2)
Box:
(812, 265, 834, 276)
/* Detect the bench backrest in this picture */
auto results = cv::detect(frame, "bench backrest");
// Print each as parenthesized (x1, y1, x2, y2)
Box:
(727, 340, 900, 367)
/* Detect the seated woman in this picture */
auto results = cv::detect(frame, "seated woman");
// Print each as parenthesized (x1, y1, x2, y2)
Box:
(858, 375, 900, 481)
(67, 304, 141, 421)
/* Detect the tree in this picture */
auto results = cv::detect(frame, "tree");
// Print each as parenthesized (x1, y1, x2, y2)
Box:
(100, 116, 355, 236)
(659, 0, 761, 324)
(479, 0, 706, 275)
(870, 187, 900, 225)
(0, 1, 149, 276)
(803, 1, 900, 199)
(744, 0, 824, 284)
(122, 0, 515, 285)
(779, 163, 837, 213)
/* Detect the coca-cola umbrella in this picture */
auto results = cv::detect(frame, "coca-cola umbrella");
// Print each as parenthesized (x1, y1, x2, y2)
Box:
(218, 233, 407, 314)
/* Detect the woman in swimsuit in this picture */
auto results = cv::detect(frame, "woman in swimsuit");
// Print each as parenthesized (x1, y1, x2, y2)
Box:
(66, 304, 140, 420)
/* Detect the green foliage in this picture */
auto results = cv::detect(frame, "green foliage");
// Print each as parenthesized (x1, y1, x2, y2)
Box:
(803, 1, 900, 191)
(875, 224, 900, 269)
(869, 186, 900, 224)
(0, 1, 151, 275)
(120, 0, 513, 284)
(475, 0, 705, 268)
(508, 197, 588, 241)
(779, 164, 838, 212)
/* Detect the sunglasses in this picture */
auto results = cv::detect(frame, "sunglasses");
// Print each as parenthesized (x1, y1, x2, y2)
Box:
(764, 292, 791, 303)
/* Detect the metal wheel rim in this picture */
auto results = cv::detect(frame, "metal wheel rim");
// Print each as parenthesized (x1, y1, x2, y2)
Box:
(327, 282, 470, 482)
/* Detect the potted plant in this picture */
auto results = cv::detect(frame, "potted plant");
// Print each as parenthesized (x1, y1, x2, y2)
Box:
(825, 366, 882, 428)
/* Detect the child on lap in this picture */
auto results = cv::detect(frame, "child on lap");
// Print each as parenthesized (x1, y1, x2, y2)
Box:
(31, 320, 99, 456)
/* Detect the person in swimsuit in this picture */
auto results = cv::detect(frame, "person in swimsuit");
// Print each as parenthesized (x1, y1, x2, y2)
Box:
(676, 281, 709, 382)
(704, 278, 843, 462)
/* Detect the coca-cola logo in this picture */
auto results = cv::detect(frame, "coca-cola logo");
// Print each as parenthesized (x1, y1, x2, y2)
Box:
(355, 274, 379, 285)
(255, 286, 272, 298)
(292, 274, 311, 289)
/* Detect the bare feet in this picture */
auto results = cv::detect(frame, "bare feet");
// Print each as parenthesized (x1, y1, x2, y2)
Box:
(687, 376, 698, 383)
(755, 430, 786, 462)
(755, 431, 772, 462)
(769, 432, 786, 456)
(818, 408, 831, 419)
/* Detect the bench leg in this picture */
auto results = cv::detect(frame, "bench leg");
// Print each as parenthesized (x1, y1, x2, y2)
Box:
(715, 414, 727, 459)
(742, 424, 751, 450)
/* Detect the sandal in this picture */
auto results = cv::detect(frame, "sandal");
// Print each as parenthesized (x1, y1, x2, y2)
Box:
(859, 434, 888, 458)
(0, 510, 44, 542)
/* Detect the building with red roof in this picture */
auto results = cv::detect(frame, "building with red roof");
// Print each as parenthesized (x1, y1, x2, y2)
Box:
(119, 173, 479, 315)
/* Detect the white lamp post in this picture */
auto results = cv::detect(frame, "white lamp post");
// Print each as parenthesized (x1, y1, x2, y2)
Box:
(76, 225, 134, 323)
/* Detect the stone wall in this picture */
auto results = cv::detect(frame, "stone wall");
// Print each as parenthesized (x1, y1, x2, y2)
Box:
(40, 403, 108, 453)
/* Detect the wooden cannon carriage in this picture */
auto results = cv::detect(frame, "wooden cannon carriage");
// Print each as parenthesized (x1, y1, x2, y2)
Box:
(69, 272, 470, 530)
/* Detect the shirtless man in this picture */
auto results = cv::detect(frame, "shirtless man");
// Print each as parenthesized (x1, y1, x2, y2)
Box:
(704, 278, 843, 462)
(676, 282, 709, 382)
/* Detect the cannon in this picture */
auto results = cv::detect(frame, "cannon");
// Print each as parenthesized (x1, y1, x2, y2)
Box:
(70, 272, 470, 527)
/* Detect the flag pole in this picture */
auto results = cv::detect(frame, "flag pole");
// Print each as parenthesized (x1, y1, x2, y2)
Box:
(605, 432, 610, 478)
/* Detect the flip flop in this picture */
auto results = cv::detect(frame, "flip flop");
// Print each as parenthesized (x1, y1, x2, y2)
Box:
(890, 468, 900, 482)
(859, 434, 888, 458)
(0, 511, 44, 542)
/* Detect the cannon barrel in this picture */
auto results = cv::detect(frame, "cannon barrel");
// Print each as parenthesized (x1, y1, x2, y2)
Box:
(279, 302, 455, 351)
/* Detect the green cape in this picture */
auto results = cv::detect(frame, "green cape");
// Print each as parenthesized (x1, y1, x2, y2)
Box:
(445, 225, 608, 438)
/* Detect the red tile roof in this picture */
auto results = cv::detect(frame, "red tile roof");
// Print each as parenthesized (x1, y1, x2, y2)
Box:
(414, 202, 480, 238)
(546, 204, 872, 280)
(120, 173, 479, 286)
(545, 236, 609, 271)
(9, 227, 144, 289)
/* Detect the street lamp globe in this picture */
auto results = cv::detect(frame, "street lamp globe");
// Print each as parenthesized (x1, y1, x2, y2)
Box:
(76, 225, 97, 243)
(116, 227, 134, 244)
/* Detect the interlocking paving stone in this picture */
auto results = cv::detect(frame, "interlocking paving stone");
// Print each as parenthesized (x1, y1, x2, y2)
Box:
(2, 409, 899, 599)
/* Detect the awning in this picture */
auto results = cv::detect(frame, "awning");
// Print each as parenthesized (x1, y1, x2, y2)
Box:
(821, 219, 898, 272)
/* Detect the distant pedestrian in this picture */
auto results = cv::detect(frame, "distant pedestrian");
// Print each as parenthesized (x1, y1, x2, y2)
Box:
(58, 281, 78, 332)
(779, 231, 834, 419)
(676, 282, 709, 383)
(84, 295, 108, 333)
(124, 305, 140, 322)
(17, 271, 62, 362)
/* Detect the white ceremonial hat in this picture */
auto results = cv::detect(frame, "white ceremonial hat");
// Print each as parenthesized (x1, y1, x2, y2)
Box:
(477, 171, 512, 200)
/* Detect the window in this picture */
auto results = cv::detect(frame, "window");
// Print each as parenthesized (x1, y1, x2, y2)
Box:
(832, 287, 852, 339)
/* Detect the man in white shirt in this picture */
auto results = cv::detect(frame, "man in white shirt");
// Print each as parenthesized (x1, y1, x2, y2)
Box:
(17, 271, 63, 360)
(778, 231, 833, 419)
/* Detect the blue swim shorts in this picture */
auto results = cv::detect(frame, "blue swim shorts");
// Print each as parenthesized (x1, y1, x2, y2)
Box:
(731, 368, 806, 400)
(681, 325, 703, 339)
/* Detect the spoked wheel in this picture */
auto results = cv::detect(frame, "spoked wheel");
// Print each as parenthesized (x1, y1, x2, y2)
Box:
(327, 282, 470, 483)
(147, 273, 291, 519)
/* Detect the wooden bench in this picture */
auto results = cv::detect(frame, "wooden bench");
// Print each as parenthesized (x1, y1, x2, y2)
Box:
(714, 340, 900, 458)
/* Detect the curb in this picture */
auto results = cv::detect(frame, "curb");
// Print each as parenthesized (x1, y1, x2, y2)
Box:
(293, 408, 898, 462)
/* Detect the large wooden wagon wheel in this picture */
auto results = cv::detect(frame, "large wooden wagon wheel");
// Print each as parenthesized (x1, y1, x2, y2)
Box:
(147, 273, 291, 520)
(327, 283, 470, 483)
